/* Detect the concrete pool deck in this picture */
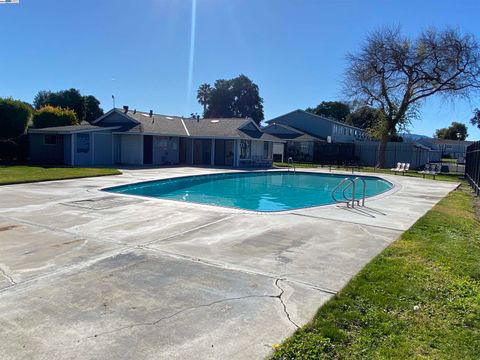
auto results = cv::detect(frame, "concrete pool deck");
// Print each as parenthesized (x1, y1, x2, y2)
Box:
(0, 167, 458, 359)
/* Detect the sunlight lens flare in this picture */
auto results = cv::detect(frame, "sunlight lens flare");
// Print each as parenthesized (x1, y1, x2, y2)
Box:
(186, 0, 197, 114)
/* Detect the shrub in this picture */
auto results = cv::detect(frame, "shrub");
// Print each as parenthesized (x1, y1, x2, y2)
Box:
(0, 139, 19, 161)
(0, 97, 32, 140)
(32, 106, 78, 129)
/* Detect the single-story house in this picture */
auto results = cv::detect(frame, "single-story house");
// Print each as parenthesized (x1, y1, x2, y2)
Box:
(265, 109, 367, 143)
(28, 107, 281, 167)
(262, 123, 324, 162)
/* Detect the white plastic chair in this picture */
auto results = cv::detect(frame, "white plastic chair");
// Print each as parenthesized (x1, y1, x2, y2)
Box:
(390, 162, 401, 171)
(392, 163, 405, 175)
(400, 163, 410, 175)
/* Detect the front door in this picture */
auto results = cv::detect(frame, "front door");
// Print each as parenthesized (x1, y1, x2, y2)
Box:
(143, 135, 153, 165)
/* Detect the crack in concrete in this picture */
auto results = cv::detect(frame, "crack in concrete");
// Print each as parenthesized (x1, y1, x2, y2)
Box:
(0, 266, 16, 286)
(140, 215, 235, 247)
(355, 223, 394, 243)
(274, 278, 300, 329)
(83, 278, 299, 341)
(83, 293, 281, 340)
(137, 244, 338, 296)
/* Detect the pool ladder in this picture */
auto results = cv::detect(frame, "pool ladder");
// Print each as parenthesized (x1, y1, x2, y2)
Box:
(287, 157, 296, 173)
(331, 177, 366, 208)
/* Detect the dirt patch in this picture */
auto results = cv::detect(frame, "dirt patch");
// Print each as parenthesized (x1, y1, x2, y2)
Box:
(0, 225, 18, 232)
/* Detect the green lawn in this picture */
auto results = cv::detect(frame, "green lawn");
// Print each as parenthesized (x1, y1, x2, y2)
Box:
(273, 162, 462, 182)
(0, 165, 121, 185)
(441, 158, 458, 163)
(271, 184, 480, 359)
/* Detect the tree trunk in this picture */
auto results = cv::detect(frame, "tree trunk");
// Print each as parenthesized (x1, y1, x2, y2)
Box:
(378, 135, 389, 168)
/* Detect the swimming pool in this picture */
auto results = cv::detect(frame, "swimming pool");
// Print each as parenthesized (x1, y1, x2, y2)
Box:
(104, 171, 393, 212)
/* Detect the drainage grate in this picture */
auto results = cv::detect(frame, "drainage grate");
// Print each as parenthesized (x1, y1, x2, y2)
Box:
(62, 196, 144, 210)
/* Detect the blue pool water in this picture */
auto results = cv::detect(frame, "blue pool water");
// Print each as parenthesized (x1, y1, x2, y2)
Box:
(104, 171, 393, 212)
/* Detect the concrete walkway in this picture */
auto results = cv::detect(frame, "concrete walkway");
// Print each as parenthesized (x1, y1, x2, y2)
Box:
(0, 167, 458, 359)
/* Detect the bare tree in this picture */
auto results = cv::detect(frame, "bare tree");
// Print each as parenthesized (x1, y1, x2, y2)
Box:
(344, 26, 480, 167)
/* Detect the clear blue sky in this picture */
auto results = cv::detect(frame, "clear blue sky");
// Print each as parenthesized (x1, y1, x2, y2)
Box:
(1, 0, 479, 139)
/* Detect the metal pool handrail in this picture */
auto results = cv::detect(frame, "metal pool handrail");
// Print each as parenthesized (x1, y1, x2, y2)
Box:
(331, 177, 367, 208)
(353, 177, 366, 206)
(331, 177, 355, 208)
(287, 157, 296, 173)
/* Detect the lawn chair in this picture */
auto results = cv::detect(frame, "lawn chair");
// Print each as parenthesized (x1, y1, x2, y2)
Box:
(418, 164, 438, 179)
(400, 163, 410, 175)
(391, 163, 405, 175)
(418, 164, 430, 178)
(390, 162, 402, 172)
(429, 164, 439, 180)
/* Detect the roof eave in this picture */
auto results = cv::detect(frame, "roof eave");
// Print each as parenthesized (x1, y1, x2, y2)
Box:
(29, 126, 120, 134)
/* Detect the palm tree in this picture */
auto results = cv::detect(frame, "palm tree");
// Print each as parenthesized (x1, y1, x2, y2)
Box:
(197, 83, 212, 116)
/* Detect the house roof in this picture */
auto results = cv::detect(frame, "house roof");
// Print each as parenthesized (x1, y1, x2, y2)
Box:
(115, 111, 189, 136)
(28, 124, 120, 134)
(262, 123, 323, 142)
(266, 109, 365, 131)
(418, 138, 473, 145)
(29, 108, 282, 142)
(112, 109, 281, 141)
(182, 117, 280, 141)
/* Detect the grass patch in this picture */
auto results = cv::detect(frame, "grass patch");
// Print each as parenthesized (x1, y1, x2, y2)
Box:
(273, 162, 462, 182)
(274, 162, 319, 168)
(0, 165, 121, 185)
(441, 158, 458, 163)
(271, 184, 480, 359)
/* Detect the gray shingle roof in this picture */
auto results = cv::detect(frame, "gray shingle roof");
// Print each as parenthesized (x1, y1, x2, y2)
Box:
(266, 109, 365, 131)
(120, 110, 188, 136)
(263, 123, 323, 141)
(29, 109, 282, 142)
(29, 124, 119, 134)
(184, 117, 248, 137)
(419, 138, 473, 145)
(119, 109, 281, 141)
